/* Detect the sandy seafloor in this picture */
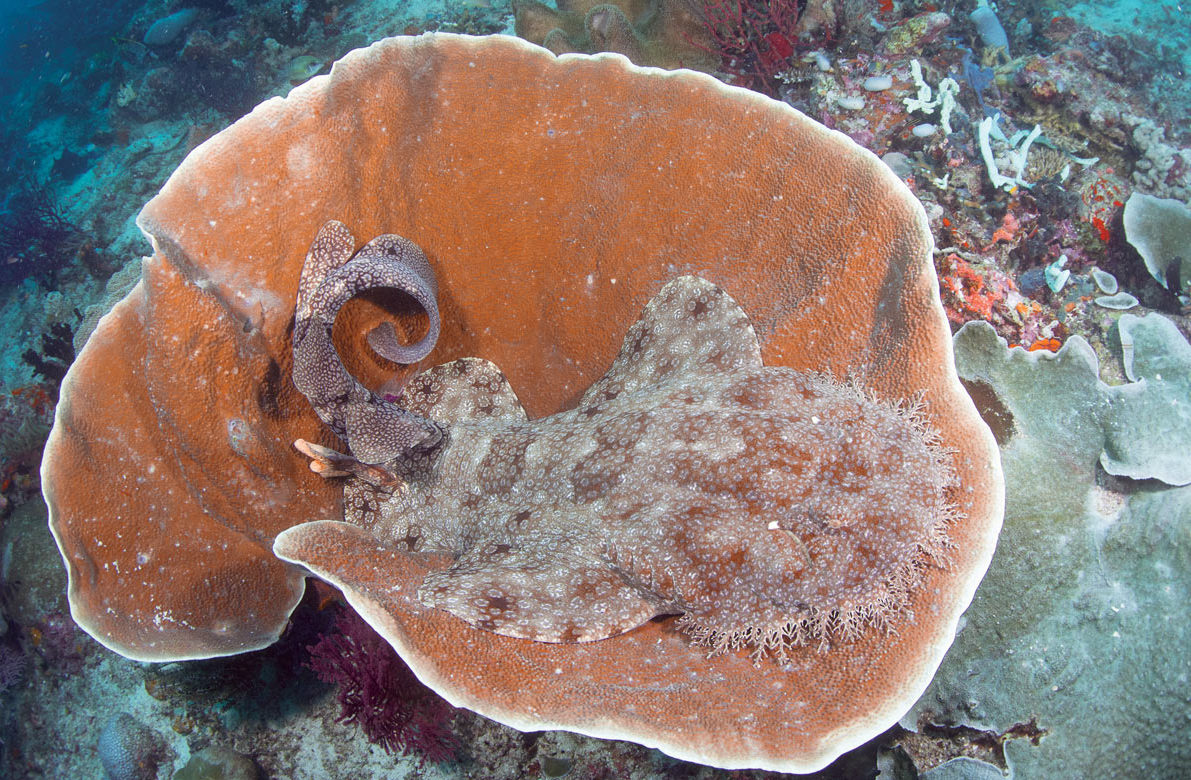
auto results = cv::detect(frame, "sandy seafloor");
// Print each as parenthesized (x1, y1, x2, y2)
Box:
(0, 0, 1189, 778)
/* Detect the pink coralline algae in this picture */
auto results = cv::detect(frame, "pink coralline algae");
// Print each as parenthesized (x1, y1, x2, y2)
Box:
(696, 0, 829, 94)
(939, 253, 1016, 326)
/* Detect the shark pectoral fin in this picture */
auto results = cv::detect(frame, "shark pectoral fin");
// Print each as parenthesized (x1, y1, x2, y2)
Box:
(417, 542, 669, 643)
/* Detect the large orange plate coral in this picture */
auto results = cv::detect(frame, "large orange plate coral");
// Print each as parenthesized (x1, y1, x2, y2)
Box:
(43, 34, 1003, 773)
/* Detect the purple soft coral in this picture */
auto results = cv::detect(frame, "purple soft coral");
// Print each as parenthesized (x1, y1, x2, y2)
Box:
(306, 607, 458, 763)
(0, 642, 26, 695)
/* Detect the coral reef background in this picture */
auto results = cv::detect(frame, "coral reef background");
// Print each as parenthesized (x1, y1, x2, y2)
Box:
(0, 0, 1188, 778)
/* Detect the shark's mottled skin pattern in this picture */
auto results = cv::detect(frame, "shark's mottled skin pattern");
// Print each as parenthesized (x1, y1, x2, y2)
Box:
(294, 224, 957, 659)
(292, 220, 443, 466)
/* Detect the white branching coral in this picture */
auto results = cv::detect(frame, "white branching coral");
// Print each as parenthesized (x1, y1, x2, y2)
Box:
(904, 59, 960, 135)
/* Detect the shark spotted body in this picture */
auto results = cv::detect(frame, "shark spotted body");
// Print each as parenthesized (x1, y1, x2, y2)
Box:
(293, 221, 956, 658)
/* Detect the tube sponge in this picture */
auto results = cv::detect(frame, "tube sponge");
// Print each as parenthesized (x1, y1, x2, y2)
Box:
(970, 5, 1009, 54)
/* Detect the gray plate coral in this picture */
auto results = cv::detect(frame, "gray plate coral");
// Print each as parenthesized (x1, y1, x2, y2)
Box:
(900, 315, 1191, 777)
